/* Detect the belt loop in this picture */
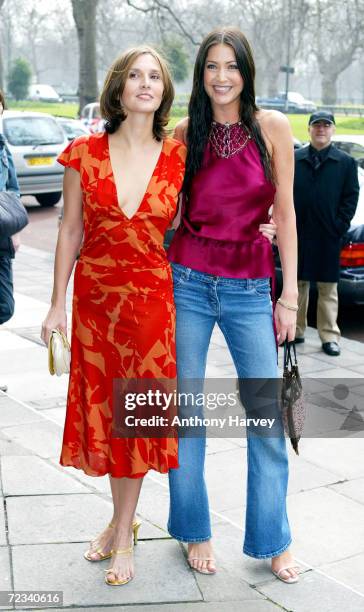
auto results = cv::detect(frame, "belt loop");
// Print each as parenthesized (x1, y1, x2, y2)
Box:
(247, 278, 252, 291)
(185, 267, 191, 281)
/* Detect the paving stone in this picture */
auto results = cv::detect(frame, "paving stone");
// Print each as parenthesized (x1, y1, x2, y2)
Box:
(313, 352, 363, 368)
(320, 552, 364, 594)
(1, 420, 62, 459)
(39, 407, 66, 427)
(347, 363, 364, 374)
(305, 367, 363, 378)
(0, 547, 11, 593)
(193, 564, 266, 603)
(137, 477, 170, 535)
(287, 487, 364, 566)
(0, 431, 34, 457)
(0, 397, 43, 428)
(1, 371, 69, 403)
(205, 364, 231, 377)
(297, 437, 364, 478)
(28, 397, 66, 411)
(205, 448, 245, 512)
(0, 503, 6, 546)
(287, 456, 341, 494)
(12, 540, 201, 607)
(206, 437, 238, 454)
(7, 493, 112, 545)
(48, 461, 112, 495)
(1, 456, 89, 496)
(40, 603, 281, 612)
(258, 569, 364, 612)
(205, 522, 275, 586)
(0, 329, 34, 350)
(329, 478, 364, 505)
(299, 356, 342, 374)
(7, 493, 168, 545)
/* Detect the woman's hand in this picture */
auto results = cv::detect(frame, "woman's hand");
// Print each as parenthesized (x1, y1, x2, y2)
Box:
(259, 217, 277, 244)
(274, 303, 296, 344)
(41, 307, 67, 346)
(173, 117, 189, 145)
(11, 233, 21, 252)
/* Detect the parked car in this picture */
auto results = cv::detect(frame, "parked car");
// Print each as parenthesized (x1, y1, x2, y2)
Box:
(56, 118, 90, 141)
(1, 110, 68, 206)
(332, 135, 364, 169)
(80, 102, 104, 133)
(28, 84, 62, 103)
(256, 91, 317, 114)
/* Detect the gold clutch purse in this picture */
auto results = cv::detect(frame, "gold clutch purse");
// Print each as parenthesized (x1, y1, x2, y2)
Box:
(48, 329, 71, 376)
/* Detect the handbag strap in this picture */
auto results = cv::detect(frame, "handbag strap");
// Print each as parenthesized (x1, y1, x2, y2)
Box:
(283, 340, 297, 370)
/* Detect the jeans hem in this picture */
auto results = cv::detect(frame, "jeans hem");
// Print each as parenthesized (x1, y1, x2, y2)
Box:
(243, 537, 292, 559)
(168, 529, 212, 543)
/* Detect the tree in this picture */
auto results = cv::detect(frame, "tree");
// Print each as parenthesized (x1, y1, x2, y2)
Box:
(71, 0, 99, 113)
(162, 38, 189, 82)
(8, 57, 32, 100)
(309, 0, 364, 104)
(0, 0, 5, 90)
(237, 0, 309, 97)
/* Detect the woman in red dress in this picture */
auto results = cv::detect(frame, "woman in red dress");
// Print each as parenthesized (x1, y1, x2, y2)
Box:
(41, 46, 186, 586)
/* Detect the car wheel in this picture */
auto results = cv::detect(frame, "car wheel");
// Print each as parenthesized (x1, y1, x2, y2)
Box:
(35, 192, 62, 207)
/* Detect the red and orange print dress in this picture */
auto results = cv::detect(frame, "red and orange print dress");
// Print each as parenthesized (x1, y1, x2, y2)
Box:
(57, 132, 186, 478)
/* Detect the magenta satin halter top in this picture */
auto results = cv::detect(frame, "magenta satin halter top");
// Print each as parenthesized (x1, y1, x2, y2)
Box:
(167, 128, 276, 279)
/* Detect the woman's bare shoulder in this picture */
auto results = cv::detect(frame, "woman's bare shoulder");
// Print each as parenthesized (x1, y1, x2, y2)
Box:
(256, 109, 291, 136)
(255, 109, 292, 152)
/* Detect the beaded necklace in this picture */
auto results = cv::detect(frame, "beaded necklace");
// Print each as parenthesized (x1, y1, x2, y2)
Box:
(209, 120, 251, 158)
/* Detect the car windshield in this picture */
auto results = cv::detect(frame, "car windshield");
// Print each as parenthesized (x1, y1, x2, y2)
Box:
(3, 116, 64, 146)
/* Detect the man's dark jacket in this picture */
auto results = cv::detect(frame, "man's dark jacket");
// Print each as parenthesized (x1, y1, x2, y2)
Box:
(293, 144, 359, 282)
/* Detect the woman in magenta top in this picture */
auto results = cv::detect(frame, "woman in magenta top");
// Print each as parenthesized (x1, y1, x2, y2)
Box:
(167, 28, 299, 583)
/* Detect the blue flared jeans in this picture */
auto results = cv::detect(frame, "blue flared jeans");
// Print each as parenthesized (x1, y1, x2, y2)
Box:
(168, 263, 291, 558)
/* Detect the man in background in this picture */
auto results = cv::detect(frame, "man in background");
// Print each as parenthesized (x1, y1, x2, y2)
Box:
(0, 90, 21, 391)
(293, 111, 359, 356)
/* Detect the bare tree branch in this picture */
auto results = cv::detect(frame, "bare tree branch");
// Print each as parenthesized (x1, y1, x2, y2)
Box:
(126, 0, 200, 45)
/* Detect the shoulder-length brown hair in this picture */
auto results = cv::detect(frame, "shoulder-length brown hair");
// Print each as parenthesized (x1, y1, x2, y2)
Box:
(0, 90, 6, 109)
(100, 46, 174, 141)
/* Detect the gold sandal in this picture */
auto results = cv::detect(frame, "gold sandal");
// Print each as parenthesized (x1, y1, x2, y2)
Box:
(104, 547, 134, 586)
(84, 520, 141, 561)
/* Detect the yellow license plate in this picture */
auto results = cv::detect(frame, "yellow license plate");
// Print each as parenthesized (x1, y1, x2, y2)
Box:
(27, 157, 53, 166)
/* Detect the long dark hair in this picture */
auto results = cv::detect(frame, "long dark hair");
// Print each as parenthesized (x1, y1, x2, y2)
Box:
(183, 27, 273, 194)
(100, 46, 174, 141)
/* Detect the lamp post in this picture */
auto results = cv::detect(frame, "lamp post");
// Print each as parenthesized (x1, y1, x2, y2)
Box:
(280, 0, 294, 112)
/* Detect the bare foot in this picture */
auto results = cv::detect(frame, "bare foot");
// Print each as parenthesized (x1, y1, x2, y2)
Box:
(271, 549, 299, 582)
(187, 541, 216, 574)
(105, 527, 134, 584)
(85, 523, 114, 561)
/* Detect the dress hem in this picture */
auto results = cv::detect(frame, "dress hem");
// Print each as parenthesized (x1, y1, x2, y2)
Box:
(60, 459, 179, 479)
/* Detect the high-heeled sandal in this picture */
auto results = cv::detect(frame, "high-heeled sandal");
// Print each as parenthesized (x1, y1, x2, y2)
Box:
(187, 556, 217, 575)
(84, 520, 141, 561)
(104, 547, 134, 586)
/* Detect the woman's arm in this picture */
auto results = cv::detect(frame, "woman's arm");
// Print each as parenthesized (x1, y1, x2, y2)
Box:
(41, 167, 83, 345)
(262, 111, 298, 343)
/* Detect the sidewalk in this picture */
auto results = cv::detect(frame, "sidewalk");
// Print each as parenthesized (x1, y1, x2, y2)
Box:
(1, 245, 364, 611)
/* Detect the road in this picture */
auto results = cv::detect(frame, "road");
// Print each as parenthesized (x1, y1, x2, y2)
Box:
(21, 198, 364, 342)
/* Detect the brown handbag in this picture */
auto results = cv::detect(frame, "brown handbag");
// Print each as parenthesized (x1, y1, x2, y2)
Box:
(281, 341, 305, 455)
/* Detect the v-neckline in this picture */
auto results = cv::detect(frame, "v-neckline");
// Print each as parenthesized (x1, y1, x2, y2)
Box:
(106, 132, 165, 221)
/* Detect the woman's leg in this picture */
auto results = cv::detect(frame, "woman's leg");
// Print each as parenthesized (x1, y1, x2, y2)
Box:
(168, 265, 217, 572)
(85, 475, 141, 566)
(217, 278, 296, 579)
(104, 477, 143, 583)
